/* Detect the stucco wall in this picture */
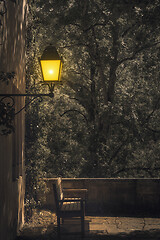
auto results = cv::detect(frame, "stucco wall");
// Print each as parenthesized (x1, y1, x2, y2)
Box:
(40, 178, 160, 216)
(0, 1, 27, 240)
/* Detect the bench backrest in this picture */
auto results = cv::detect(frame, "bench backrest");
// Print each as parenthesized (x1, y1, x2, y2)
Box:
(53, 177, 63, 213)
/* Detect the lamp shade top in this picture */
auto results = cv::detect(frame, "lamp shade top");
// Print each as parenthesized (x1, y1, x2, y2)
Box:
(40, 46, 61, 60)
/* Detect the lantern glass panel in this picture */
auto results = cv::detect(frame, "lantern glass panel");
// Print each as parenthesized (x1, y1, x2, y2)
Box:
(40, 60, 62, 81)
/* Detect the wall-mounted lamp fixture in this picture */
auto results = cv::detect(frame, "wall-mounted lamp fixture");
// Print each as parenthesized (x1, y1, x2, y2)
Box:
(0, 46, 62, 135)
(40, 46, 62, 83)
(0, 46, 62, 98)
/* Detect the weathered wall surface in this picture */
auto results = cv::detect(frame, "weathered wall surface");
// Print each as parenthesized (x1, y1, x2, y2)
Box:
(0, 1, 27, 240)
(40, 178, 160, 216)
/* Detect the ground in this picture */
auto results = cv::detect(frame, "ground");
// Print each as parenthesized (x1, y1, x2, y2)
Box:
(16, 209, 160, 240)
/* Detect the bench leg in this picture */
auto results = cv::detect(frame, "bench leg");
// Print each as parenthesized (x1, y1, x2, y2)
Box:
(81, 214, 85, 238)
(81, 200, 85, 238)
(81, 216, 85, 238)
(57, 216, 61, 239)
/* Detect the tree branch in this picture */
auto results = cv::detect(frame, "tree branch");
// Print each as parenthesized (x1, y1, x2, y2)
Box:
(83, 22, 108, 33)
(112, 167, 160, 177)
(121, 23, 137, 38)
(68, 69, 90, 80)
(118, 41, 160, 65)
(108, 138, 128, 165)
(147, 127, 160, 133)
(145, 97, 160, 123)
(59, 43, 89, 49)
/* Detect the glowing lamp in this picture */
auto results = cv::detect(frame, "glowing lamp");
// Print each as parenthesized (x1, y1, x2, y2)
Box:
(40, 46, 62, 82)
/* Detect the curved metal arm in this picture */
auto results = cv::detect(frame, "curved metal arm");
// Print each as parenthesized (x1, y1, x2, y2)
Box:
(0, 93, 54, 114)
(14, 96, 43, 115)
(0, 93, 54, 97)
(0, 92, 54, 135)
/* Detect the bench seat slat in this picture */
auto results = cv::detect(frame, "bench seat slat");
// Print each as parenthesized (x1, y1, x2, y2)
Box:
(61, 202, 81, 211)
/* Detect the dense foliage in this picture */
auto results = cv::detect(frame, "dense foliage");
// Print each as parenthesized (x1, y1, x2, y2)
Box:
(25, 0, 160, 203)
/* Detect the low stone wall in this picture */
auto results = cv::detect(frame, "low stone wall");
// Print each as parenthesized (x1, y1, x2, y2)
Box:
(39, 178, 160, 216)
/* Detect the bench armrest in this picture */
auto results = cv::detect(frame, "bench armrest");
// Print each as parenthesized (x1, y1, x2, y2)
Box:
(63, 188, 88, 193)
(59, 199, 85, 203)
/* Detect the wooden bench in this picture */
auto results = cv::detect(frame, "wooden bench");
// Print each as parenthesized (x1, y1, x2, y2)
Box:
(53, 178, 87, 238)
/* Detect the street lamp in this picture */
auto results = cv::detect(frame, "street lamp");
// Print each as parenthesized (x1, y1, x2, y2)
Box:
(40, 46, 62, 83)
(0, 46, 63, 134)
(39, 46, 62, 94)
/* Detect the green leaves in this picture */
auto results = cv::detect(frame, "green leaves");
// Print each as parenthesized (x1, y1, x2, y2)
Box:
(25, 0, 160, 198)
(0, 71, 15, 85)
(0, 99, 15, 135)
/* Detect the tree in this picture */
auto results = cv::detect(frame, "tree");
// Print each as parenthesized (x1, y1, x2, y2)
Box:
(25, 0, 160, 190)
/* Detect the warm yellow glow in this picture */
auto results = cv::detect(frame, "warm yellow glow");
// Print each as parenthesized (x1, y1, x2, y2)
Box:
(49, 69, 54, 74)
(40, 60, 61, 81)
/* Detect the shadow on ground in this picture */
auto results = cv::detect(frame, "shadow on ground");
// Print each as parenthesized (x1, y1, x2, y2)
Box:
(16, 209, 160, 240)
(16, 225, 160, 240)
